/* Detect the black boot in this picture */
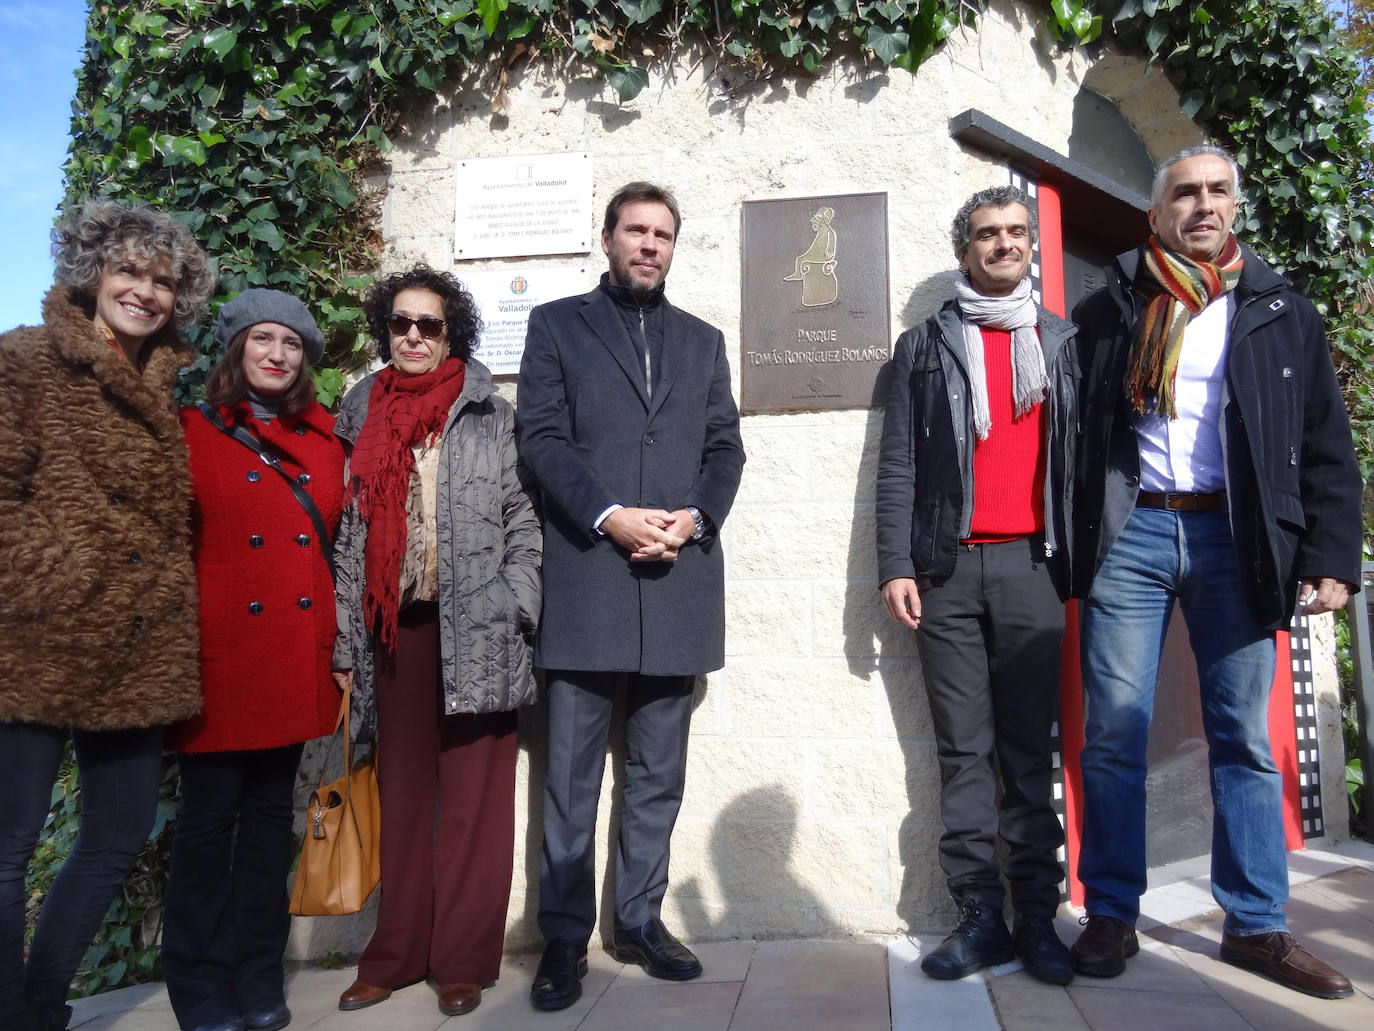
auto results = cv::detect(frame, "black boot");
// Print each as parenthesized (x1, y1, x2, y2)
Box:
(920, 898, 1015, 980)
(1013, 915, 1074, 985)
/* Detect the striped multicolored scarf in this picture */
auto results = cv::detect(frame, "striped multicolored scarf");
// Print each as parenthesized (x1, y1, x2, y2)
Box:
(1125, 234, 1243, 418)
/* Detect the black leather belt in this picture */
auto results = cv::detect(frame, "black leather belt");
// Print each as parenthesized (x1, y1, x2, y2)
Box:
(1137, 490, 1227, 512)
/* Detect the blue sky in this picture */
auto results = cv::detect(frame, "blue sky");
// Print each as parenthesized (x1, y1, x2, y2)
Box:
(0, 1, 89, 330)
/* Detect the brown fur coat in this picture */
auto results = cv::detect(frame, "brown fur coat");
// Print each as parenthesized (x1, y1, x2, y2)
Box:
(0, 287, 202, 729)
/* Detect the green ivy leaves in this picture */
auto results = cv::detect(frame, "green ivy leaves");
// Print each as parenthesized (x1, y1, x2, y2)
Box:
(1101, 0, 1374, 483)
(1049, 0, 1103, 43)
(63, 0, 1372, 476)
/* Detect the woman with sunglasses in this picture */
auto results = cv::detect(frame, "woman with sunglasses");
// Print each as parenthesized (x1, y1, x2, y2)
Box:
(331, 264, 539, 1018)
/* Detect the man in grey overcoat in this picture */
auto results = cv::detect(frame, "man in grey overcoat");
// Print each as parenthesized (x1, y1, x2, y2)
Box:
(516, 181, 745, 1011)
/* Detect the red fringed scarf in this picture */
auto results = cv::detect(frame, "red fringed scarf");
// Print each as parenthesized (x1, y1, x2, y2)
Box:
(1125, 234, 1243, 418)
(347, 358, 466, 652)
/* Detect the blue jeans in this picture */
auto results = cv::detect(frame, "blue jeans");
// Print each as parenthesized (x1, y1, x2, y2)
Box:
(0, 722, 164, 1021)
(1078, 507, 1288, 936)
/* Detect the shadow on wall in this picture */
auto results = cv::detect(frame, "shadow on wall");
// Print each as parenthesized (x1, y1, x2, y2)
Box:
(514, 683, 836, 947)
(673, 785, 836, 940)
(837, 272, 960, 682)
(512, 674, 716, 950)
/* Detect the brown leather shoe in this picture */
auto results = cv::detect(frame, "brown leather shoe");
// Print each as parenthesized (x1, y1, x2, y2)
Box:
(1071, 914, 1139, 977)
(436, 982, 482, 1016)
(337, 979, 392, 1011)
(1219, 931, 1354, 999)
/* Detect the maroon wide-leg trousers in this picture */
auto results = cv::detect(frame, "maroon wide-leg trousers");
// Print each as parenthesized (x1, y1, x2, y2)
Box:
(357, 603, 519, 986)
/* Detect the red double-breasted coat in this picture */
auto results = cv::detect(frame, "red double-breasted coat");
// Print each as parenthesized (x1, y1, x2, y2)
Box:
(168, 401, 344, 753)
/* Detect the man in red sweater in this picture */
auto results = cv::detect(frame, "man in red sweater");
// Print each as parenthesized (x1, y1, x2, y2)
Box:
(875, 186, 1079, 984)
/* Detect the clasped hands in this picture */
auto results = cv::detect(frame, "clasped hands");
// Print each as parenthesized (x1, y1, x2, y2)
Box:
(602, 507, 696, 563)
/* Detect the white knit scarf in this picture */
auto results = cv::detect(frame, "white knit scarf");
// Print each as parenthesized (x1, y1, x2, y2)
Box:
(954, 277, 1047, 441)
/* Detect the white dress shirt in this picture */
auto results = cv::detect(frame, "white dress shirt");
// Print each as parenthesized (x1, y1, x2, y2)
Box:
(1134, 295, 1230, 493)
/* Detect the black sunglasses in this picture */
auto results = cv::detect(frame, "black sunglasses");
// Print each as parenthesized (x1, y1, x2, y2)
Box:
(385, 313, 447, 339)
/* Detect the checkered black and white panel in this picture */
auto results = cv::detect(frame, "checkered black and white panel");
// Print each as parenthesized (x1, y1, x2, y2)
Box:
(1006, 168, 1070, 877)
(1049, 715, 1068, 885)
(1008, 169, 1044, 307)
(1289, 613, 1325, 838)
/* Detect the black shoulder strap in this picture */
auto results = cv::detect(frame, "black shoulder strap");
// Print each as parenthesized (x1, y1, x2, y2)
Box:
(198, 402, 337, 583)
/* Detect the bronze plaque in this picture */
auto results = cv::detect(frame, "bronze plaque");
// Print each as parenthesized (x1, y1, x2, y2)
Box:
(740, 193, 891, 412)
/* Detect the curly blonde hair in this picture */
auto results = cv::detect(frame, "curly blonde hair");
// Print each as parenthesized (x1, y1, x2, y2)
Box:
(52, 200, 216, 327)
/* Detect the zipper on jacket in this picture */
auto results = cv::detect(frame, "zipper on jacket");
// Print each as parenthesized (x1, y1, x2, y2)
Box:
(1282, 366, 1297, 466)
(637, 307, 651, 397)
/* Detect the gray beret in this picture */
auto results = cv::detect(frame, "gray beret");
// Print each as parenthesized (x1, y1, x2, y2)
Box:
(213, 288, 325, 363)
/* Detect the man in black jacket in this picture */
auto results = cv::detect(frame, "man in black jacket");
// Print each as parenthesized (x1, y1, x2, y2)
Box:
(1071, 145, 1359, 999)
(876, 186, 1079, 985)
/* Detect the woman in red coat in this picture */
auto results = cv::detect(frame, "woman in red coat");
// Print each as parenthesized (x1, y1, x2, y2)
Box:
(162, 289, 344, 1031)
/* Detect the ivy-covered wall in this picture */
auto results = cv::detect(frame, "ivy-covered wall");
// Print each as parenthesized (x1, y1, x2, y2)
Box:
(66, 1, 1374, 464)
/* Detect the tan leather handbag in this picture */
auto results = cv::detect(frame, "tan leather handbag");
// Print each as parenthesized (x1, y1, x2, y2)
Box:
(289, 688, 380, 916)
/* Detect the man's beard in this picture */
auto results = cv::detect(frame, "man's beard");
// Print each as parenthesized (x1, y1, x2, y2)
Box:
(613, 255, 663, 299)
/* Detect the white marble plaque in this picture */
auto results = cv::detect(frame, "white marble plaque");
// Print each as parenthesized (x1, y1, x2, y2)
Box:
(454, 152, 594, 260)
(460, 265, 590, 375)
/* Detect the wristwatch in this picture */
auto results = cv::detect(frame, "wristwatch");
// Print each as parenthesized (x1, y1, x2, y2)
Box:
(685, 505, 706, 542)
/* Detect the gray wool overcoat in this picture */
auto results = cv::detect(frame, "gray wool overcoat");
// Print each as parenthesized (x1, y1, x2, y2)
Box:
(516, 286, 745, 676)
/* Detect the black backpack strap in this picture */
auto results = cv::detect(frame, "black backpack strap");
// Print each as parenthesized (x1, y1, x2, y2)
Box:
(198, 402, 337, 583)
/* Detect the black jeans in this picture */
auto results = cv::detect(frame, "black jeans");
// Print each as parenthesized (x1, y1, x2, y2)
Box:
(916, 538, 1066, 917)
(0, 722, 164, 1023)
(161, 745, 304, 1030)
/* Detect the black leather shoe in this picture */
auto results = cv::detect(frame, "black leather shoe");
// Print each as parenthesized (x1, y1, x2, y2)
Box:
(1013, 915, 1074, 985)
(612, 918, 702, 980)
(920, 898, 1015, 979)
(531, 938, 588, 1011)
(1071, 914, 1139, 977)
(191, 1021, 244, 1031)
(243, 1002, 291, 1031)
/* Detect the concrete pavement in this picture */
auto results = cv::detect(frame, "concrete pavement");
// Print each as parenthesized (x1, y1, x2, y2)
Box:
(67, 841, 1374, 1030)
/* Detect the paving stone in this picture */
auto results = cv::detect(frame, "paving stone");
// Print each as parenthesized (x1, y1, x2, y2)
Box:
(1067, 984, 1253, 1031)
(732, 940, 889, 1031)
(55, 851, 1374, 1031)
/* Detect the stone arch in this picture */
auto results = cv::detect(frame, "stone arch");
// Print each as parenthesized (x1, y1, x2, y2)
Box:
(1078, 54, 1206, 176)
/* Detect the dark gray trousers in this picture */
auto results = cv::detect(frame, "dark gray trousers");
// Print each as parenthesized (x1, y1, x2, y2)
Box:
(916, 537, 1066, 917)
(537, 670, 694, 944)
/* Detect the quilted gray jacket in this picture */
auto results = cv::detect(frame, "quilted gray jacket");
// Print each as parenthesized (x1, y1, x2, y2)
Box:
(332, 359, 541, 745)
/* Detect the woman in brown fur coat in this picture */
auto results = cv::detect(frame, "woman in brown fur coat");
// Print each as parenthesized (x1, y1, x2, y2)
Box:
(0, 201, 214, 1031)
